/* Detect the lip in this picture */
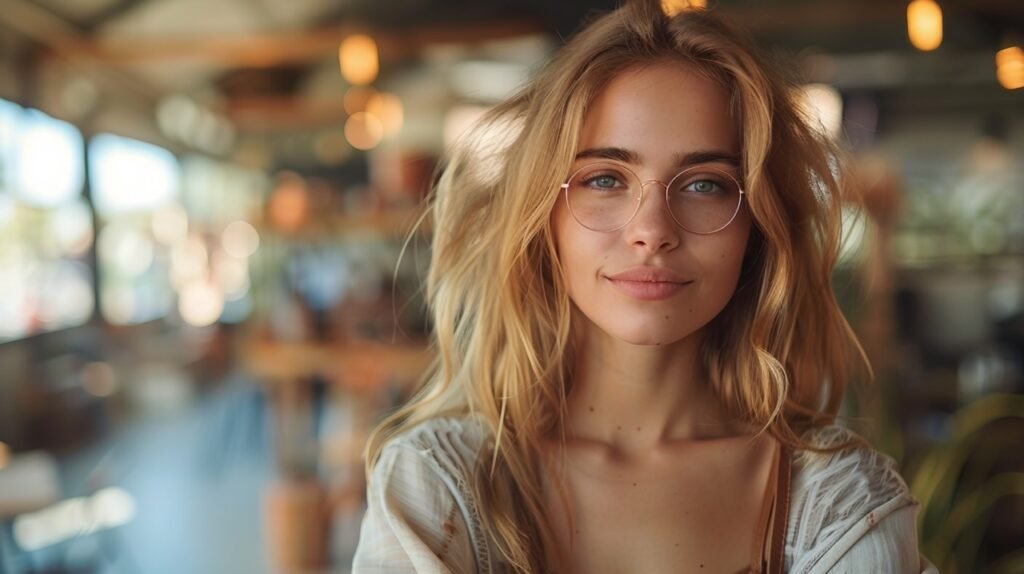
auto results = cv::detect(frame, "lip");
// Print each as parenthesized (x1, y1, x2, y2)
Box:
(605, 266, 692, 301)
(607, 267, 689, 283)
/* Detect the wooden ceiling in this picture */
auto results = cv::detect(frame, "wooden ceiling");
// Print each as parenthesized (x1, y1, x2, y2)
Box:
(0, 0, 1020, 157)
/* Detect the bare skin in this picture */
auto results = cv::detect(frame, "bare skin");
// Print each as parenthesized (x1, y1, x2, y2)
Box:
(545, 61, 779, 573)
(542, 430, 776, 573)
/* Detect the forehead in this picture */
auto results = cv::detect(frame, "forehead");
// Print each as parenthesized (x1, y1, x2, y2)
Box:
(577, 62, 738, 164)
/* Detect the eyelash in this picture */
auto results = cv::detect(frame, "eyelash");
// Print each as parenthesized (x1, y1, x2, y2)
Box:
(579, 173, 732, 192)
(582, 174, 627, 188)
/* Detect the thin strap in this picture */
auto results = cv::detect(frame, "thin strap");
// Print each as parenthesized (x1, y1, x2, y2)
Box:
(747, 440, 781, 573)
(765, 444, 793, 574)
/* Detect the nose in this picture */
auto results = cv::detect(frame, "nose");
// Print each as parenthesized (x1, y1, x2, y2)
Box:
(623, 180, 680, 252)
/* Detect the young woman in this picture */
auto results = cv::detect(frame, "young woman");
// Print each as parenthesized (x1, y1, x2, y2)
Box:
(353, 1, 934, 572)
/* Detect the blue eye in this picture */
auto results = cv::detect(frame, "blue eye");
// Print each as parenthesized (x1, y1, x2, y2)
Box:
(687, 179, 722, 194)
(583, 174, 624, 189)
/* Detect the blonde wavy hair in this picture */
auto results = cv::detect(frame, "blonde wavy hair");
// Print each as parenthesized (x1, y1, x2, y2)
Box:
(366, 0, 866, 570)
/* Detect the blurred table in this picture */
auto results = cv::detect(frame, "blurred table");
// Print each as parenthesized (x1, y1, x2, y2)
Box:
(240, 337, 432, 472)
(242, 338, 432, 395)
(242, 339, 433, 571)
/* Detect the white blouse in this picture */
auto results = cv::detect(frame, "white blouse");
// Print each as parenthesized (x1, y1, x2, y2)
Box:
(353, 417, 939, 573)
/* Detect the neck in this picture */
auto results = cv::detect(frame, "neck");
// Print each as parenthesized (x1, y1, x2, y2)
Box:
(562, 322, 742, 455)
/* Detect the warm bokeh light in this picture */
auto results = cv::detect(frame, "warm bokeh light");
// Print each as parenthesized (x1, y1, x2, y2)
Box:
(907, 0, 942, 52)
(152, 205, 190, 246)
(268, 173, 309, 231)
(366, 92, 404, 137)
(178, 280, 225, 327)
(995, 46, 1024, 90)
(212, 251, 250, 297)
(343, 86, 378, 115)
(345, 112, 384, 151)
(170, 235, 209, 288)
(339, 34, 379, 86)
(221, 220, 260, 259)
(0, 441, 9, 470)
(797, 83, 844, 140)
(661, 0, 705, 16)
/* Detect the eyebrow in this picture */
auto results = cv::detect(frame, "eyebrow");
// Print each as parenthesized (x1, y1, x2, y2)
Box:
(574, 147, 742, 169)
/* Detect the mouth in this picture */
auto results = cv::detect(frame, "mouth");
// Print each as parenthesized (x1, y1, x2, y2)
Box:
(606, 266, 689, 283)
(605, 277, 693, 301)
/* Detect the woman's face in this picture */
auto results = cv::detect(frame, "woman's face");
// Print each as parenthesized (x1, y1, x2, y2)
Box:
(552, 62, 752, 346)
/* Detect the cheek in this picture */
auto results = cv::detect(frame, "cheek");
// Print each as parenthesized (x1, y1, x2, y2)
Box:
(555, 229, 591, 293)
(551, 211, 617, 305)
(708, 222, 752, 289)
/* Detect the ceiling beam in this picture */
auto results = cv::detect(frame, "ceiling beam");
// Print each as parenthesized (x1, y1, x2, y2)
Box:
(716, 0, 1023, 33)
(0, 0, 162, 100)
(37, 20, 546, 68)
(225, 96, 347, 132)
(80, 0, 155, 33)
(29, 0, 1023, 71)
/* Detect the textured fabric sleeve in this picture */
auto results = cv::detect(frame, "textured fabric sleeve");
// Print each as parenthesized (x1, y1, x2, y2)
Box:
(787, 426, 922, 574)
(352, 441, 477, 574)
(816, 505, 928, 573)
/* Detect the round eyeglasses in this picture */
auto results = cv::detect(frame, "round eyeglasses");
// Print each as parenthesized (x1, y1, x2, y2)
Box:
(560, 162, 746, 234)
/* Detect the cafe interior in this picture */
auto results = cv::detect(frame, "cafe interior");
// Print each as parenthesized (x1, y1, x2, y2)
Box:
(0, 0, 1021, 572)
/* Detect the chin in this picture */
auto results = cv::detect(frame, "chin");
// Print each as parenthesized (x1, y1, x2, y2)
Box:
(571, 302, 707, 348)
(601, 320, 699, 347)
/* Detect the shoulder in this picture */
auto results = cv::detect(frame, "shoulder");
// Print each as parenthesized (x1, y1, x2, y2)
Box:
(377, 415, 491, 480)
(360, 416, 499, 573)
(785, 425, 919, 574)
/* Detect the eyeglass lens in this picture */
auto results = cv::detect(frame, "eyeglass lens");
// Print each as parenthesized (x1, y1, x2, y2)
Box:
(564, 162, 743, 233)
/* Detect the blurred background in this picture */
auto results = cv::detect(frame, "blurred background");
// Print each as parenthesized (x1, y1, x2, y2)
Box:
(0, 0, 1021, 572)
